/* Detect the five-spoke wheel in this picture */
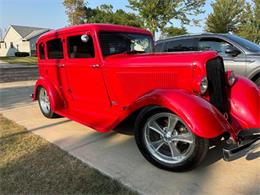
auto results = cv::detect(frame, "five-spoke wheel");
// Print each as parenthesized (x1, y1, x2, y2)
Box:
(135, 108, 209, 171)
(144, 112, 195, 164)
(38, 87, 59, 118)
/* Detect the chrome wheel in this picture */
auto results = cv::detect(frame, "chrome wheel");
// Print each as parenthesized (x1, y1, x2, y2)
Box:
(39, 88, 51, 114)
(144, 112, 195, 164)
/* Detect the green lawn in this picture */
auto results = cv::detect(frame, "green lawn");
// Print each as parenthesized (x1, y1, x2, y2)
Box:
(0, 56, 37, 65)
(0, 115, 137, 195)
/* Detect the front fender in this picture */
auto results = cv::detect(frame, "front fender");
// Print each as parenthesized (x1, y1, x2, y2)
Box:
(127, 89, 234, 139)
(229, 76, 260, 130)
(33, 77, 64, 111)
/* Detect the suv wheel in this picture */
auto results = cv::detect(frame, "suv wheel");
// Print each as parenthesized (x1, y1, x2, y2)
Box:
(254, 76, 260, 88)
(135, 108, 209, 172)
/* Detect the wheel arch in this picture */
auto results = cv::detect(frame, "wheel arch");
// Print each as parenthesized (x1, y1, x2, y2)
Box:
(124, 89, 234, 139)
(248, 68, 260, 82)
(33, 78, 65, 112)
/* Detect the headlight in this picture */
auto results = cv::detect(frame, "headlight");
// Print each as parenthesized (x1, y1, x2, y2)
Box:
(227, 70, 236, 86)
(200, 77, 208, 94)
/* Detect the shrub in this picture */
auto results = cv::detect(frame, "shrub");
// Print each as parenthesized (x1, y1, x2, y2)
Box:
(15, 52, 30, 57)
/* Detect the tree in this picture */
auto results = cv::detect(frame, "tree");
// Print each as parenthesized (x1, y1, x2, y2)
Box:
(128, 0, 206, 36)
(238, 0, 260, 43)
(84, 4, 143, 28)
(161, 26, 188, 38)
(63, 0, 86, 25)
(205, 0, 245, 33)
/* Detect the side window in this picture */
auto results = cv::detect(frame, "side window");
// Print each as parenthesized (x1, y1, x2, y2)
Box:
(165, 39, 195, 52)
(67, 35, 95, 58)
(39, 43, 45, 59)
(46, 38, 64, 59)
(155, 42, 164, 52)
(198, 38, 233, 56)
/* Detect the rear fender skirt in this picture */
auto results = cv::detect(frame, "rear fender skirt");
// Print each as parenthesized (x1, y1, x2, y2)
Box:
(33, 78, 64, 112)
(125, 89, 234, 139)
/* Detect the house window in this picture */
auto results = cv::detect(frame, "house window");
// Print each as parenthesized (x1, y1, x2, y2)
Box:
(5, 42, 7, 48)
(39, 43, 45, 59)
(67, 35, 95, 58)
(46, 38, 64, 59)
(10, 42, 14, 48)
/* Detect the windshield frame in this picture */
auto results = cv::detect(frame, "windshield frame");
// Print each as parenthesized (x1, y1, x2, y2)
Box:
(224, 34, 260, 53)
(98, 31, 154, 57)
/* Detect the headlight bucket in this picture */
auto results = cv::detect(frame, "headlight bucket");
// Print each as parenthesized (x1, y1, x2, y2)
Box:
(200, 76, 208, 95)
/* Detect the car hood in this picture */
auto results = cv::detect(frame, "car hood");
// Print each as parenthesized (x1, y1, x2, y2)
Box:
(103, 51, 219, 69)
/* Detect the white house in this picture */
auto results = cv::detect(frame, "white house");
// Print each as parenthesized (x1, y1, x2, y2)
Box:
(0, 25, 51, 56)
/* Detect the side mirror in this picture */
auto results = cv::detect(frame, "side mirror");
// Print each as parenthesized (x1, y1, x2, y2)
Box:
(81, 34, 89, 43)
(225, 46, 240, 57)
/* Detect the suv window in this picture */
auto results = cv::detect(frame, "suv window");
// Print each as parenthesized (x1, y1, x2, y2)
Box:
(67, 35, 95, 58)
(155, 42, 164, 52)
(198, 38, 234, 56)
(39, 43, 45, 59)
(164, 38, 195, 52)
(46, 38, 64, 59)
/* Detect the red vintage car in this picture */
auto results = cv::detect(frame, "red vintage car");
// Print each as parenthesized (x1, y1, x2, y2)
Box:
(32, 24, 260, 171)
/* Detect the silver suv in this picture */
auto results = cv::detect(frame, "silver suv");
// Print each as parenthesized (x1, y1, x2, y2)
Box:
(155, 34, 260, 87)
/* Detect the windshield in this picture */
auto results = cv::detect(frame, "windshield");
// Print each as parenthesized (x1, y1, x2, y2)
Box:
(98, 32, 153, 56)
(225, 34, 260, 52)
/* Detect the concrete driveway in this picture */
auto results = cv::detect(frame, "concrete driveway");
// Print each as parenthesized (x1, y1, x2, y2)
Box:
(1, 80, 259, 195)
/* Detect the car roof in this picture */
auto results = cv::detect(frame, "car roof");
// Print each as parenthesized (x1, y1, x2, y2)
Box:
(156, 33, 231, 43)
(38, 23, 152, 41)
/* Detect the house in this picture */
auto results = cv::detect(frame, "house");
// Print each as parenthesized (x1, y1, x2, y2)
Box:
(0, 25, 51, 57)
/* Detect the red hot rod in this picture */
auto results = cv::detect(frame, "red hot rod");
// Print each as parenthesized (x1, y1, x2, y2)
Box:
(32, 24, 260, 171)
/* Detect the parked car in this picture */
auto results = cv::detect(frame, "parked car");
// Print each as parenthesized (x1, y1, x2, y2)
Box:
(33, 24, 260, 171)
(155, 33, 260, 87)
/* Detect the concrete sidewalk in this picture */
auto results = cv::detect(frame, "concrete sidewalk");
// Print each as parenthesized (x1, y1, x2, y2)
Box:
(1, 81, 259, 195)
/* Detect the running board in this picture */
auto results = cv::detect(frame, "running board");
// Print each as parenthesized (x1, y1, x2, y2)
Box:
(223, 128, 260, 161)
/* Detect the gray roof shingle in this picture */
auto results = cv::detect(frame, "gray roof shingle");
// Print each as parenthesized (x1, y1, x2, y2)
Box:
(11, 25, 50, 39)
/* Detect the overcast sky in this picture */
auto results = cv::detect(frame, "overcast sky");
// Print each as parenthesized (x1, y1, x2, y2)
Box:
(0, 0, 214, 34)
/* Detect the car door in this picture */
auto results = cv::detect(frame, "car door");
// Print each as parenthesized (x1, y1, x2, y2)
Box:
(198, 37, 246, 75)
(63, 31, 111, 125)
(45, 37, 69, 104)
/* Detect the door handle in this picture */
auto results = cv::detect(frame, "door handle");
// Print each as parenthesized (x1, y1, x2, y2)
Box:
(57, 64, 65, 68)
(91, 64, 100, 68)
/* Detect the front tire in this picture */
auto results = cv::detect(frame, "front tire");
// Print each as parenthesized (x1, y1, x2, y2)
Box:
(254, 76, 260, 88)
(38, 87, 59, 118)
(135, 108, 209, 172)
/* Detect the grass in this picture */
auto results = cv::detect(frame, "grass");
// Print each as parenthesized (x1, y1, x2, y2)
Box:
(0, 114, 137, 195)
(0, 56, 37, 65)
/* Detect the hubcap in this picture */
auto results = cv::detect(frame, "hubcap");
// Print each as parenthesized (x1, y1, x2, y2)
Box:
(144, 113, 195, 164)
(39, 88, 51, 114)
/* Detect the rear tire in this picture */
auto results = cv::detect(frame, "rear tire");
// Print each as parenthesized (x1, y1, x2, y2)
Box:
(38, 87, 60, 118)
(135, 107, 209, 172)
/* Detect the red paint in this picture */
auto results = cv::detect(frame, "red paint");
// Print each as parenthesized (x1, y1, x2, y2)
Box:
(33, 24, 260, 140)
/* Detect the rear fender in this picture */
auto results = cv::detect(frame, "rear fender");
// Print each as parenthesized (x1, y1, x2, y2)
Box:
(33, 78, 64, 111)
(127, 89, 234, 139)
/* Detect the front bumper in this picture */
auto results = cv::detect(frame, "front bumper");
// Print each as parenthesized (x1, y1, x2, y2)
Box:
(223, 128, 260, 161)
